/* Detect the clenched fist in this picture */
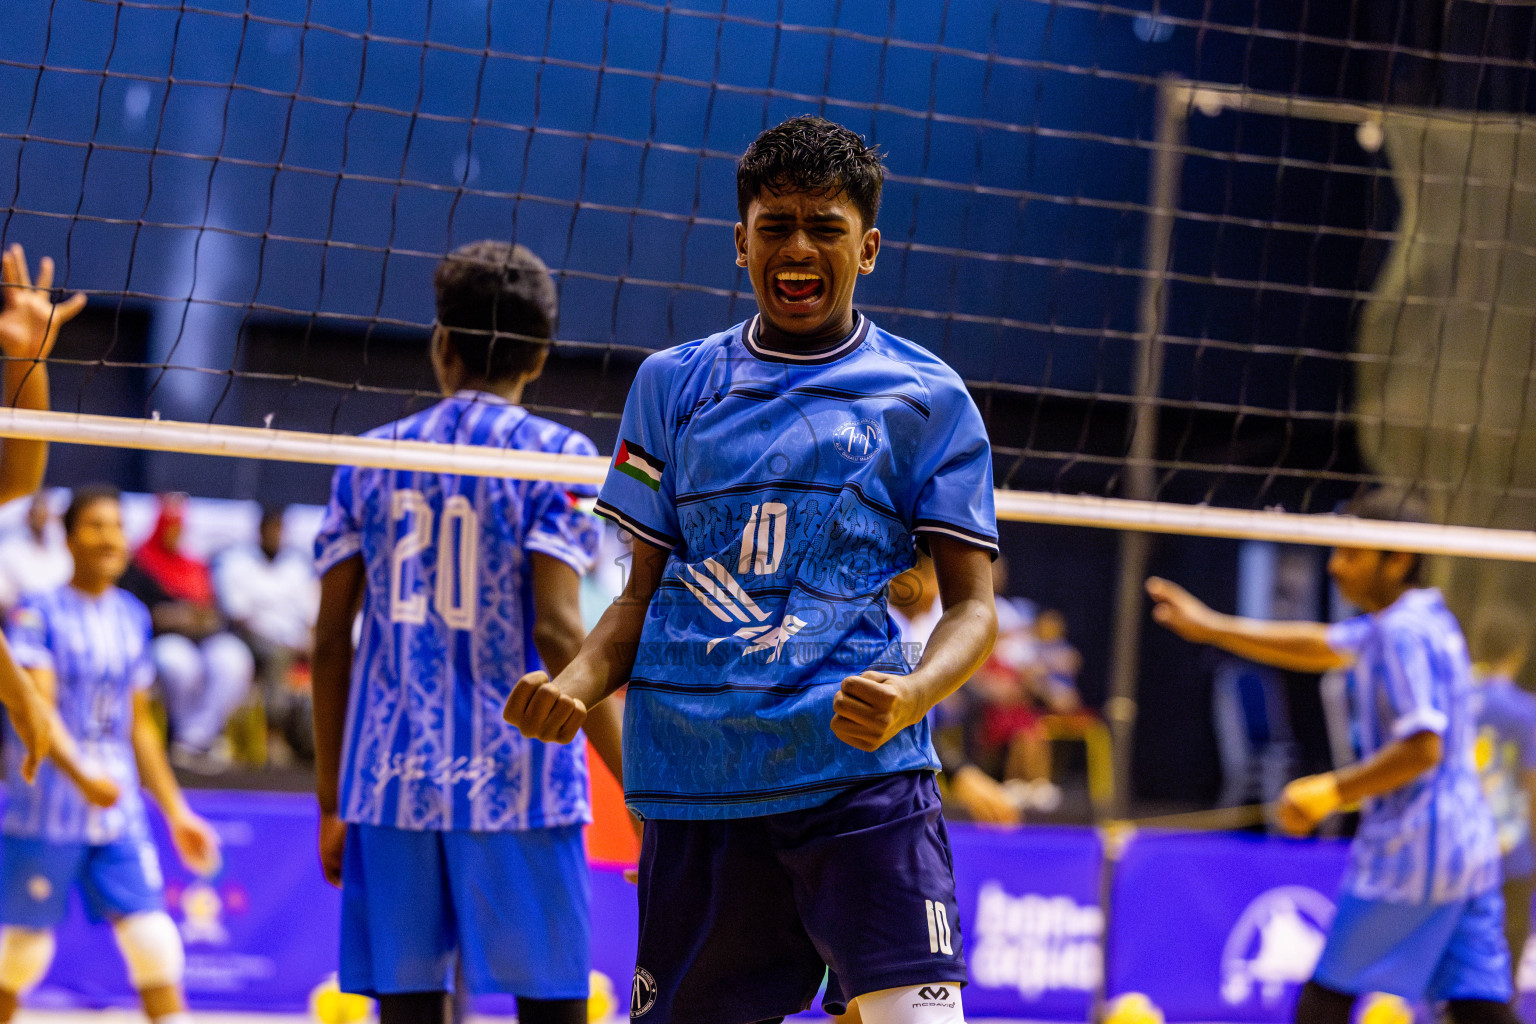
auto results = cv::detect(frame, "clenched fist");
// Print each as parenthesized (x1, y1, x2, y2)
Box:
(503, 671, 587, 745)
(831, 670, 920, 753)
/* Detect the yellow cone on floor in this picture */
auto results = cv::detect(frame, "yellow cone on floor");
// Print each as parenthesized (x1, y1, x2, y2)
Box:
(1105, 992, 1165, 1024)
(1360, 992, 1413, 1024)
(589, 969, 617, 1022)
(311, 974, 374, 1024)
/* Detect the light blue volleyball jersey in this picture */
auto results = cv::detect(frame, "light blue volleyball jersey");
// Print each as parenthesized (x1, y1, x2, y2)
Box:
(1327, 588, 1501, 904)
(315, 391, 601, 832)
(4, 586, 155, 845)
(596, 314, 999, 820)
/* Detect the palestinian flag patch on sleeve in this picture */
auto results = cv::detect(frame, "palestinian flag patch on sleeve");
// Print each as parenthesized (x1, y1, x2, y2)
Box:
(614, 439, 665, 492)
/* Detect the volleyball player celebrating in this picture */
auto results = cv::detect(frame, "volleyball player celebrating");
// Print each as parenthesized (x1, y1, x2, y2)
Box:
(1147, 491, 1516, 1024)
(505, 116, 998, 1024)
(0, 486, 220, 1024)
(312, 242, 624, 1024)
(0, 243, 86, 780)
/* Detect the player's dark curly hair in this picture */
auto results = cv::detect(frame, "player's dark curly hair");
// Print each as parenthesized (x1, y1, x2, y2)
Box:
(737, 116, 884, 229)
(1340, 487, 1430, 585)
(63, 484, 120, 535)
(433, 240, 558, 383)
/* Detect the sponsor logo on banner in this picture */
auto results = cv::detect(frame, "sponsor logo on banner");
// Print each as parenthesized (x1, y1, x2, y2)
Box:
(970, 881, 1103, 999)
(1220, 886, 1335, 1007)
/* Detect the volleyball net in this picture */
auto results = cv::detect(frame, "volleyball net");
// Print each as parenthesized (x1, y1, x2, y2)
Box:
(4, 0, 1536, 560)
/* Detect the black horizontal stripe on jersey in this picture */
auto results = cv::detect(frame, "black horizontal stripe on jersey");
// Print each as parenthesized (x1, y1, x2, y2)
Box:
(913, 518, 1000, 551)
(674, 479, 902, 523)
(655, 577, 877, 605)
(628, 677, 814, 697)
(626, 769, 914, 806)
(593, 500, 681, 549)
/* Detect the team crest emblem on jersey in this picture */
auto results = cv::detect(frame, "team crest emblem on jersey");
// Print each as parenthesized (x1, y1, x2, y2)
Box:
(832, 417, 882, 463)
(631, 966, 658, 1017)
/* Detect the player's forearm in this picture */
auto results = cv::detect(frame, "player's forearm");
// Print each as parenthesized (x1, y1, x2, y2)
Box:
(132, 707, 191, 820)
(901, 595, 997, 720)
(582, 695, 625, 782)
(0, 361, 48, 504)
(555, 597, 648, 706)
(1333, 729, 1442, 805)
(310, 628, 352, 815)
(1195, 614, 1347, 674)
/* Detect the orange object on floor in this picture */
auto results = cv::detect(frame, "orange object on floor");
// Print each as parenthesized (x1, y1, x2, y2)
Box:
(585, 750, 640, 866)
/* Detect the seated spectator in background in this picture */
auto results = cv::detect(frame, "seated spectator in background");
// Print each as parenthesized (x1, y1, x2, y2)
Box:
(890, 552, 1020, 826)
(120, 494, 253, 773)
(214, 506, 319, 763)
(971, 576, 1083, 812)
(0, 492, 71, 614)
(1469, 604, 1536, 974)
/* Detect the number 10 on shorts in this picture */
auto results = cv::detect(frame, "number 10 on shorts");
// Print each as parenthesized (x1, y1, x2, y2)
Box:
(925, 899, 954, 955)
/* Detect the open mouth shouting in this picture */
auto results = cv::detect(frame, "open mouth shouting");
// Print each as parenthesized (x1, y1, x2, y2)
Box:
(773, 269, 825, 307)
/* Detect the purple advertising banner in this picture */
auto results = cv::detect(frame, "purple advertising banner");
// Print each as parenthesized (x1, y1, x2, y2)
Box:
(951, 824, 1104, 1022)
(1107, 829, 1350, 1023)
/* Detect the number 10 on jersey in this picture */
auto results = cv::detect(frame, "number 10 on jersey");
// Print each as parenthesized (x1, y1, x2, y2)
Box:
(390, 489, 479, 629)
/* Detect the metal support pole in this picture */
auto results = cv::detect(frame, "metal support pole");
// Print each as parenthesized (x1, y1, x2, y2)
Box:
(1105, 77, 1189, 819)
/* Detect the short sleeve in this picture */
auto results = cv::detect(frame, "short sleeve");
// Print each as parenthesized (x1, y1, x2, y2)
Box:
(526, 430, 602, 575)
(314, 463, 363, 574)
(910, 379, 998, 556)
(1326, 615, 1372, 655)
(5, 600, 51, 673)
(595, 353, 682, 549)
(1378, 626, 1449, 740)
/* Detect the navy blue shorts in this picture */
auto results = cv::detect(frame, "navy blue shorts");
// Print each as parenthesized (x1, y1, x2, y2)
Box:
(631, 770, 965, 1024)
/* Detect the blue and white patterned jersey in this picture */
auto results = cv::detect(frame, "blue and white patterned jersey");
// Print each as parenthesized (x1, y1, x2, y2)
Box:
(315, 391, 601, 832)
(596, 315, 999, 820)
(3, 586, 155, 845)
(1326, 588, 1500, 904)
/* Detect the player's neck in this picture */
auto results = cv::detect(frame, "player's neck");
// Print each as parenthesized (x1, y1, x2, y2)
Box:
(452, 376, 527, 405)
(755, 308, 857, 355)
(1361, 582, 1413, 614)
(69, 573, 112, 598)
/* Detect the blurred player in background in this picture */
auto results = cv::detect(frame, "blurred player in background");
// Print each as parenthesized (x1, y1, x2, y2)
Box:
(0, 244, 86, 781)
(312, 241, 624, 1024)
(890, 553, 1019, 826)
(506, 116, 998, 1024)
(1468, 604, 1536, 974)
(0, 485, 221, 1024)
(1147, 491, 1515, 1024)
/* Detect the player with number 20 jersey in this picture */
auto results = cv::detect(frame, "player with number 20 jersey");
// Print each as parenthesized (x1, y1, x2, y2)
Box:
(312, 243, 623, 1024)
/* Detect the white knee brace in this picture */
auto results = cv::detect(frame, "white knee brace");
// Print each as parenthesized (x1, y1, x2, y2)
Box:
(851, 984, 967, 1024)
(112, 911, 184, 990)
(0, 927, 55, 995)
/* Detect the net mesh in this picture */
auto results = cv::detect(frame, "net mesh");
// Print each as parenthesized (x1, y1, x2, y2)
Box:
(3, 1, 1536, 538)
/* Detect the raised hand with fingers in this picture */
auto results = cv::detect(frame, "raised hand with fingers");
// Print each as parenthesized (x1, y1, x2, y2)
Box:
(169, 808, 223, 878)
(1144, 576, 1220, 644)
(503, 671, 587, 744)
(0, 244, 86, 363)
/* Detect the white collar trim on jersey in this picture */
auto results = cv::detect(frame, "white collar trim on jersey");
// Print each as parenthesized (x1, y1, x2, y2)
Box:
(744, 312, 868, 364)
(452, 388, 512, 406)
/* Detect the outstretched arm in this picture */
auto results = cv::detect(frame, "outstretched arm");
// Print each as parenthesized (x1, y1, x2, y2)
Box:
(1145, 576, 1349, 674)
(504, 537, 670, 744)
(832, 536, 998, 753)
(312, 556, 363, 887)
(0, 245, 86, 504)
